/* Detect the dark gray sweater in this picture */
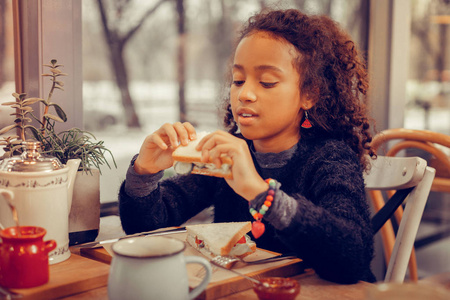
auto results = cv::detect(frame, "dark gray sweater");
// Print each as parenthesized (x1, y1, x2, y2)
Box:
(118, 136, 375, 283)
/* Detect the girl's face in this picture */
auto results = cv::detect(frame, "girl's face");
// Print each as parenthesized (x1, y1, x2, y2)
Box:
(231, 31, 311, 153)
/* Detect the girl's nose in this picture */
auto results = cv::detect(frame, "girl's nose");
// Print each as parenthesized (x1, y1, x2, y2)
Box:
(238, 82, 257, 102)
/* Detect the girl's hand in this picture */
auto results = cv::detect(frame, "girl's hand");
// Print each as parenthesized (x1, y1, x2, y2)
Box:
(133, 122, 196, 175)
(196, 131, 268, 201)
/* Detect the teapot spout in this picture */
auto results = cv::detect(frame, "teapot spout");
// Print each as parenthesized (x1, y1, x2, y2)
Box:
(66, 159, 81, 212)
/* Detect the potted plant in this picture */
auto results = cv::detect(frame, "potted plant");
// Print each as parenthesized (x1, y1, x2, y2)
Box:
(0, 59, 116, 245)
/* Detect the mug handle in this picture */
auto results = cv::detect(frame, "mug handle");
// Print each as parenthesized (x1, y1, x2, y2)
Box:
(185, 255, 212, 299)
(44, 240, 57, 254)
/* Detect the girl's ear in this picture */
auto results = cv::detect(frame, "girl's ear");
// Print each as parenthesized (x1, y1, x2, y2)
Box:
(301, 94, 316, 110)
(300, 86, 318, 110)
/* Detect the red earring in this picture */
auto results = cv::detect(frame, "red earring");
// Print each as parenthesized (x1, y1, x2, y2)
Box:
(301, 110, 312, 128)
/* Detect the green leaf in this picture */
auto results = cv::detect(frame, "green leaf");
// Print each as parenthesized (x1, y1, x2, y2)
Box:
(12, 92, 23, 99)
(23, 98, 44, 105)
(44, 113, 64, 123)
(0, 124, 18, 135)
(27, 126, 41, 140)
(2, 101, 17, 106)
(41, 74, 54, 77)
(51, 104, 67, 122)
(11, 145, 23, 151)
(21, 106, 33, 112)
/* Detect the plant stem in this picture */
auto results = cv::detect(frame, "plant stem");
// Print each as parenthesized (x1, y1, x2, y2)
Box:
(41, 75, 56, 132)
(20, 110, 26, 141)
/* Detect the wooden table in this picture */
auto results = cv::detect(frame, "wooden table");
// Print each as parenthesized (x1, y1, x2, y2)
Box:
(60, 268, 372, 300)
(8, 250, 372, 300)
(7, 220, 373, 300)
(7, 240, 373, 300)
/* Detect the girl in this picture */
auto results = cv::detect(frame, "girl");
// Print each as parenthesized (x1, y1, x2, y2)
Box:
(119, 9, 376, 284)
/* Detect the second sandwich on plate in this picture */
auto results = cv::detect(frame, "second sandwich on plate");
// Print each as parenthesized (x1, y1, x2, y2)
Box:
(186, 221, 256, 259)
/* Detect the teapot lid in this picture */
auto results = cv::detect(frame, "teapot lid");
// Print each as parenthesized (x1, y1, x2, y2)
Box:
(0, 141, 63, 172)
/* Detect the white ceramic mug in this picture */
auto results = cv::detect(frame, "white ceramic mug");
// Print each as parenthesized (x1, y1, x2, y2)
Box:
(108, 236, 212, 300)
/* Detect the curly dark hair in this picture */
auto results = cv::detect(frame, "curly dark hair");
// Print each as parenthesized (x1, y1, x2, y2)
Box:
(222, 9, 374, 170)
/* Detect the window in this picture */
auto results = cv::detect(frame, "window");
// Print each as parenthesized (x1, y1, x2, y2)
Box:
(405, 0, 450, 134)
(81, 0, 369, 203)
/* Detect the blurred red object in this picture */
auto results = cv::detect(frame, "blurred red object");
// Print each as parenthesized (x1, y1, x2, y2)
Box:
(253, 277, 300, 300)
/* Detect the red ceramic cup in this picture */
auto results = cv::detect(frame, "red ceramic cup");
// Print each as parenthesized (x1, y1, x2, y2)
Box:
(0, 226, 57, 288)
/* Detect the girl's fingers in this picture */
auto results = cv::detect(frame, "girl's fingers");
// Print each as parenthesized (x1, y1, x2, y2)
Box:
(159, 123, 179, 148)
(198, 133, 220, 163)
(196, 131, 241, 164)
(161, 122, 196, 147)
(199, 131, 230, 151)
(212, 157, 222, 169)
(183, 122, 197, 141)
(148, 133, 169, 150)
(195, 132, 213, 150)
(208, 144, 235, 166)
(173, 122, 190, 146)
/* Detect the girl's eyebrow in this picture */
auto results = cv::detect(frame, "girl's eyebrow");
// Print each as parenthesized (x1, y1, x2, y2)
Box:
(233, 64, 244, 71)
(255, 65, 283, 73)
(233, 64, 283, 73)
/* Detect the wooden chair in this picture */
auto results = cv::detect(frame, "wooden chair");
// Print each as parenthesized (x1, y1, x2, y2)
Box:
(370, 128, 450, 281)
(371, 128, 450, 193)
(364, 155, 435, 283)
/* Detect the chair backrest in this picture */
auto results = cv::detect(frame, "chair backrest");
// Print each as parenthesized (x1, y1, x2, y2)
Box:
(371, 128, 450, 193)
(364, 155, 436, 283)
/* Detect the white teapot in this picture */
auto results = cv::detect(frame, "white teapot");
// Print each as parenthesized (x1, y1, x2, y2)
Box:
(0, 141, 80, 264)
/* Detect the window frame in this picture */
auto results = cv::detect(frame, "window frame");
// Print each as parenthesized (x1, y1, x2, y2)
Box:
(13, 0, 82, 131)
(367, 0, 411, 132)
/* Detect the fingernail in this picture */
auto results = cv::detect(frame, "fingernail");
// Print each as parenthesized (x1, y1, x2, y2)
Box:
(190, 133, 196, 140)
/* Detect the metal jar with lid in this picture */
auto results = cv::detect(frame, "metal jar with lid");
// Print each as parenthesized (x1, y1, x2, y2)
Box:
(0, 141, 80, 264)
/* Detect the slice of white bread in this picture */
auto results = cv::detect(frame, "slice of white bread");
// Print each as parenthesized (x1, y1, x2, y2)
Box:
(172, 131, 209, 164)
(186, 222, 256, 257)
(172, 131, 233, 179)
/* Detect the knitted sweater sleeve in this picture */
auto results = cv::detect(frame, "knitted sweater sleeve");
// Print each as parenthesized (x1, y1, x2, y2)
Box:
(251, 142, 374, 283)
(118, 165, 218, 235)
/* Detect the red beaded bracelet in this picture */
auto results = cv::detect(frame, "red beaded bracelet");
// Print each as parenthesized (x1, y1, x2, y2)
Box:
(249, 178, 276, 239)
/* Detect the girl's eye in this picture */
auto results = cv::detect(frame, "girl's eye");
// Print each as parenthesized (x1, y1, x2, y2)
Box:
(261, 82, 277, 88)
(233, 80, 244, 86)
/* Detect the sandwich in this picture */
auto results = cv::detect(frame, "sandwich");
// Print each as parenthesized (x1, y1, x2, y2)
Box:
(186, 222, 256, 258)
(172, 132, 233, 179)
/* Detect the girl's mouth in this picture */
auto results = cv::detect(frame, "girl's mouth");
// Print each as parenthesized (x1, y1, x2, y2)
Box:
(237, 113, 258, 126)
(235, 107, 258, 125)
